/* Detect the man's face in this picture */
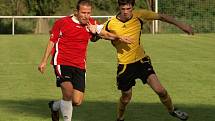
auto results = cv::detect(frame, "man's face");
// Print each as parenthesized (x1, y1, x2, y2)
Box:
(119, 4, 133, 20)
(77, 5, 92, 25)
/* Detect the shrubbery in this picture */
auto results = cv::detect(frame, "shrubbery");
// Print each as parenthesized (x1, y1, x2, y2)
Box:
(0, 0, 214, 34)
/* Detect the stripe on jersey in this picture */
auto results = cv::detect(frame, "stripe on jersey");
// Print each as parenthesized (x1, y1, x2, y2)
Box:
(55, 65, 62, 77)
(53, 31, 62, 65)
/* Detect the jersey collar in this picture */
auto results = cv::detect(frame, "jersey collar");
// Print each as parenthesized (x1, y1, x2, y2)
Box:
(116, 13, 133, 23)
(71, 15, 80, 24)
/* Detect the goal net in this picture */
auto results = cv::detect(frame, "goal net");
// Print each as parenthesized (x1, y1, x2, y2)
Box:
(157, 0, 215, 33)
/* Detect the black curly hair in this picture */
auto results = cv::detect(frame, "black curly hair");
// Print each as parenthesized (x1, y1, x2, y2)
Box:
(118, 0, 135, 6)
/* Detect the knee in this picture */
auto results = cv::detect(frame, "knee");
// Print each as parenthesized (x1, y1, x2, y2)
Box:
(62, 90, 73, 101)
(120, 96, 131, 105)
(63, 95, 73, 101)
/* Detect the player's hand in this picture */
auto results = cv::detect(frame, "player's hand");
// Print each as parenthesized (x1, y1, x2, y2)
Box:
(38, 61, 47, 74)
(180, 24, 194, 35)
(119, 36, 132, 44)
(87, 21, 97, 34)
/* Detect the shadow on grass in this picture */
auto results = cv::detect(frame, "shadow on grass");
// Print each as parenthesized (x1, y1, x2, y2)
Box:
(0, 99, 214, 121)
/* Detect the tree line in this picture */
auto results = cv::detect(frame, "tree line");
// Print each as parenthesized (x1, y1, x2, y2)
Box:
(0, 0, 214, 33)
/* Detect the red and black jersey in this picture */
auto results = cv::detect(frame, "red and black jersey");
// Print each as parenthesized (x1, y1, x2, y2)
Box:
(50, 16, 95, 69)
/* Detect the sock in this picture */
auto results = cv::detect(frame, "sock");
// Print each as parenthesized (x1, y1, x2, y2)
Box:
(52, 100, 60, 111)
(60, 100, 73, 121)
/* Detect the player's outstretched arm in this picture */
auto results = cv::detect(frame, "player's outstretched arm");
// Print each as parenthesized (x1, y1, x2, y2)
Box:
(87, 23, 132, 44)
(158, 14, 194, 35)
(38, 41, 54, 74)
(99, 30, 132, 44)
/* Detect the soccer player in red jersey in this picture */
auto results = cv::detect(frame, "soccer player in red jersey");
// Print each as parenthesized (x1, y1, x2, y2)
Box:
(38, 0, 131, 121)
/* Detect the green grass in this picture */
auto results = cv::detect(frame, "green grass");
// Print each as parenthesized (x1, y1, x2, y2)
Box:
(0, 34, 215, 121)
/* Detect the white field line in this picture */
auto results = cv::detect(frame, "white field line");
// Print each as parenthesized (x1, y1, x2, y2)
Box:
(0, 60, 214, 65)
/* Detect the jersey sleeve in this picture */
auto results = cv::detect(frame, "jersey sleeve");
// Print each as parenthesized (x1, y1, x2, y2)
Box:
(133, 9, 159, 20)
(103, 21, 108, 31)
(96, 25, 104, 34)
(102, 17, 114, 32)
(89, 18, 104, 34)
(49, 19, 62, 43)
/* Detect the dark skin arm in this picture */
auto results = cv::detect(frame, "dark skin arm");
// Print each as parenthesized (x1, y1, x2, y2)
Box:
(158, 14, 194, 35)
(87, 22, 132, 44)
(99, 29, 132, 44)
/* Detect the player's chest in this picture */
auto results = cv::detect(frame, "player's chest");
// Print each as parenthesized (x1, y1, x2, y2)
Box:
(61, 22, 91, 39)
(109, 19, 142, 34)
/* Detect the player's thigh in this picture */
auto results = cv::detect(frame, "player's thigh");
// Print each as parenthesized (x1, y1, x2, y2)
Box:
(60, 81, 74, 100)
(147, 74, 165, 94)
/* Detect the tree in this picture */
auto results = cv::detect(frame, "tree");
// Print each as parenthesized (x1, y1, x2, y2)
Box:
(26, 0, 60, 15)
(25, 0, 60, 33)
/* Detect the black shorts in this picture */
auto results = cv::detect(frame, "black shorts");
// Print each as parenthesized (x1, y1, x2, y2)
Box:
(117, 56, 156, 91)
(53, 65, 86, 92)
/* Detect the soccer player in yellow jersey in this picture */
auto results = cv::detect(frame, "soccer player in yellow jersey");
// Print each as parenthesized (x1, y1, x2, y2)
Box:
(102, 0, 193, 121)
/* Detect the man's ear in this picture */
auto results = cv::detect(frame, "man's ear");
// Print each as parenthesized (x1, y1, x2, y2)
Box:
(73, 9, 78, 16)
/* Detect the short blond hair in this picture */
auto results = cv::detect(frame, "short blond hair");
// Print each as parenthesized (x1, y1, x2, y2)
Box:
(76, 0, 92, 10)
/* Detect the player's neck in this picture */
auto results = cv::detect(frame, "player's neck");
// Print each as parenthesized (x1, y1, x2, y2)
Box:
(118, 14, 133, 22)
(71, 15, 87, 26)
(71, 15, 80, 24)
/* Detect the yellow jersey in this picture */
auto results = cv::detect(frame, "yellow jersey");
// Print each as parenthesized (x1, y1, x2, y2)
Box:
(103, 9, 159, 64)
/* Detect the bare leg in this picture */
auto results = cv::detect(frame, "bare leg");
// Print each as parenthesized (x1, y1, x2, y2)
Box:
(72, 89, 84, 106)
(117, 89, 132, 120)
(60, 82, 84, 121)
(147, 74, 174, 112)
(147, 74, 189, 120)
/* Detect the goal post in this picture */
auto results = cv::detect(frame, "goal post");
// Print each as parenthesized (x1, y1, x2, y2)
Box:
(152, 0, 158, 34)
(0, 16, 112, 35)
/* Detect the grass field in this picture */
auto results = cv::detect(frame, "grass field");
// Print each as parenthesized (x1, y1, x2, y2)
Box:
(0, 34, 214, 121)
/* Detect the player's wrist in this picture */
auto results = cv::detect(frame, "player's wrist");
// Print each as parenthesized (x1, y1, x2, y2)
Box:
(117, 36, 123, 41)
